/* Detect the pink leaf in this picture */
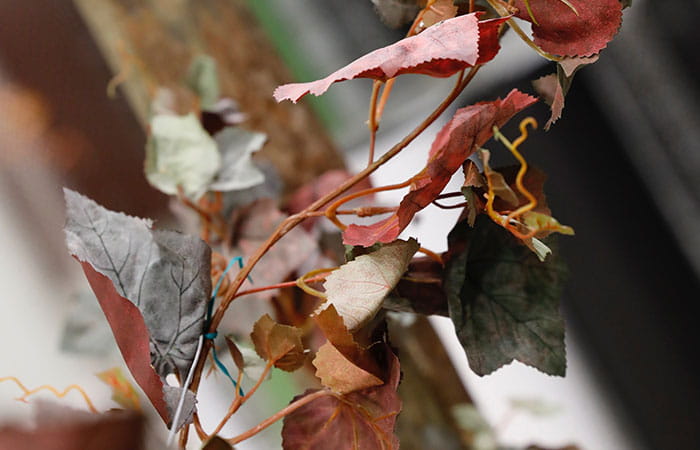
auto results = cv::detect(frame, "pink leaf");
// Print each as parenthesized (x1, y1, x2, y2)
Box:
(343, 89, 537, 247)
(274, 14, 508, 103)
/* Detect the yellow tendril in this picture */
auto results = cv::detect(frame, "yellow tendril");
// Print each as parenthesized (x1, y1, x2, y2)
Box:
(295, 268, 336, 299)
(1, 376, 98, 413)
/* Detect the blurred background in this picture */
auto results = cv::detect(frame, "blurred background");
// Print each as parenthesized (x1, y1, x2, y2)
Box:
(1, 0, 699, 448)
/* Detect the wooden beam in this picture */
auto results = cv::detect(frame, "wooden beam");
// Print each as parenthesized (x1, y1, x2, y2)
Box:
(73, 0, 344, 194)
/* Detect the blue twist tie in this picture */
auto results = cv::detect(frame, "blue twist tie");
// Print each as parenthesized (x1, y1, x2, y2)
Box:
(203, 256, 249, 396)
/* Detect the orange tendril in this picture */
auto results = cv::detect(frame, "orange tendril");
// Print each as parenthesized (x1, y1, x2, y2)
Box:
(486, 117, 540, 239)
(0, 376, 98, 413)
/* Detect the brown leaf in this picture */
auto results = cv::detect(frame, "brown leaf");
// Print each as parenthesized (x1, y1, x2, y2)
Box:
(462, 160, 485, 189)
(532, 73, 564, 130)
(479, 149, 520, 206)
(343, 90, 537, 247)
(313, 342, 383, 394)
(251, 314, 305, 371)
(282, 348, 402, 450)
(314, 305, 383, 379)
(274, 14, 507, 103)
(203, 436, 234, 450)
(225, 335, 245, 372)
(421, 0, 459, 28)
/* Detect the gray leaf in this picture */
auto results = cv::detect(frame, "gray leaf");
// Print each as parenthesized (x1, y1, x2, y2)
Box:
(209, 127, 266, 192)
(64, 189, 211, 378)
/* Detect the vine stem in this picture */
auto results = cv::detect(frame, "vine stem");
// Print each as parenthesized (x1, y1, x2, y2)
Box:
(226, 390, 336, 445)
(183, 65, 480, 446)
(208, 362, 273, 438)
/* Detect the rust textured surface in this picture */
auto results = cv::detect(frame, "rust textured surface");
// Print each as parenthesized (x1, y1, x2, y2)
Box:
(74, 0, 344, 194)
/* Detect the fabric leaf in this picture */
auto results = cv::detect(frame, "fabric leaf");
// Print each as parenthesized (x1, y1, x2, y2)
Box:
(513, 0, 623, 57)
(343, 89, 536, 247)
(321, 239, 420, 330)
(251, 314, 305, 372)
(274, 13, 507, 103)
(145, 113, 221, 199)
(209, 127, 266, 192)
(444, 215, 567, 376)
(312, 305, 384, 394)
(282, 348, 402, 450)
(64, 189, 210, 428)
(186, 54, 220, 110)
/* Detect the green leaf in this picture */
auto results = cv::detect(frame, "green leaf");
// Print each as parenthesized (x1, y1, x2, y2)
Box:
(444, 215, 567, 376)
(322, 238, 420, 330)
(145, 113, 221, 199)
(186, 54, 220, 110)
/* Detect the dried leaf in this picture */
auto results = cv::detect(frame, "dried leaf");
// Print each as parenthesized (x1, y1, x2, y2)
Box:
(313, 305, 383, 388)
(282, 348, 402, 450)
(225, 335, 245, 372)
(444, 215, 567, 376)
(343, 90, 536, 246)
(96, 368, 141, 411)
(522, 211, 575, 236)
(251, 314, 305, 371)
(209, 127, 266, 192)
(421, 0, 459, 28)
(532, 73, 564, 130)
(463, 160, 485, 189)
(479, 149, 519, 206)
(64, 189, 209, 428)
(145, 113, 221, 199)
(321, 239, 420, 329)
(313, 341, 383, 394)
(513, 0, 623, 57)
(274, 13, 507, 103)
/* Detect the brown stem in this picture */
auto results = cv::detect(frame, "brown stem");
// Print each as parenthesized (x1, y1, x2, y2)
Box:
(226, 390, 336, 445)
(325, 179, 413, 230)
(367, 81, 382, 166)
(210, 362, 273, 437)
(186, 65, 480, 439)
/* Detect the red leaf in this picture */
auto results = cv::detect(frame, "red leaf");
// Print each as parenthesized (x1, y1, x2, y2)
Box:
(343, 89, 537, 247)
(79, 261, 170, 425)
(274, 13, 508, 103)
(513, 0, 623, 57)
(282, 348, 401, 450)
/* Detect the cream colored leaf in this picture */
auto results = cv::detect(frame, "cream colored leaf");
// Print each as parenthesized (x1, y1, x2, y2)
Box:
(322, 239, 420, 330)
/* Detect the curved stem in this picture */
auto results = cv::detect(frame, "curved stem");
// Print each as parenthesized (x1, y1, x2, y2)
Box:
(188, 64, 480, 425)
(325, 179, 413, 230)
(210, 362, 273, 438)
(227, 390, 336, 445)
